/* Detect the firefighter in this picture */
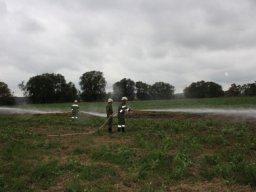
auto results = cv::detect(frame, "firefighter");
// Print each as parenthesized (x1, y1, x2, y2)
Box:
(106, 98, 113, 133)
(117, 96, 131, 132)
(71, 100, 79, 119)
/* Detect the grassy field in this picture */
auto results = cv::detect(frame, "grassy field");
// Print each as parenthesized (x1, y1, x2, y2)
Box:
(16, 96, 256, 113)
(1, 101, 256, 192)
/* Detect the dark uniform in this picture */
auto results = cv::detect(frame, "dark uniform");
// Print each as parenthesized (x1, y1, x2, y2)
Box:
(106, 99, 113, 133)
(71, 100, 79, 119)
(117, 97, 130, 132)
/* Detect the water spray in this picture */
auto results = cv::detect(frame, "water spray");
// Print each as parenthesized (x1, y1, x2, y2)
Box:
(0, 107, 62, 114)
(141, 108, 256, 118)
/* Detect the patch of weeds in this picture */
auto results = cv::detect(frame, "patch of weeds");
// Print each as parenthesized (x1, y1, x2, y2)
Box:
(10, 160, 30, 177)
(220, 149, 245, 164)
(199, 154, 220, 180)
(128, 165, 147, 182)
(204, 154, 221, 166)
(139, 183, 157, 192)
(132, 132, 174, 180)
(179, 136, 201, 153)
(65, 159, 83, 172)
(171, 150, 191, 179)
(2, 141, 36, 161)
(234, 162, 256, 186)
(36, 139, 60, 149)
(65, 178, 82, 192)
(200, 166, 215, 180)
(248, 139, 256, 150)
(31, 160, 62, 185)
(135, 129, 173, 154)
(222, 123, 252, 142)
(140, 151, 173, 174)
(16, 129, 35, 139)
(160, 136, 173, 152)
(10, 178, 30, 192)
(82, 187, 113, 192)
(72, 147, 86, 155)
(136, 134, 155, 149)
(66, 168, 116, 192)
(204, 134, 227, 146)
(1, 143, 14, 161)
(90, 144, 134, 166)
(214, 163, 234, 183)
(161, 121, 172, 131)
(78, 165, 117, 181)
(64, 159, 117, 182)
(0, 176, 31, 192)
(169, 121, 184, 133)
(134, 118, 153, 129)
(139, 182, 166, 192)
(0, 175, 4, 190)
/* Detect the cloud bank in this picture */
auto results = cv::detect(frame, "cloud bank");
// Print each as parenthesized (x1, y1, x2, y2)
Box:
(1, 0, 256, 96)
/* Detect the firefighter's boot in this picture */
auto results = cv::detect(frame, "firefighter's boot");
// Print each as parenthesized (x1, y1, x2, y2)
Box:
(108, 127, 112, 133)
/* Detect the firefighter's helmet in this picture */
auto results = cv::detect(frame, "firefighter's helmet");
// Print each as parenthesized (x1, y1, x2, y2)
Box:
(121, 97, 128, 101)
(107, 98, 113, 103)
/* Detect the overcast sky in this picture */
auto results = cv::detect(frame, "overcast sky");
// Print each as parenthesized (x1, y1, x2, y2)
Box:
(1, 0, 256, 96)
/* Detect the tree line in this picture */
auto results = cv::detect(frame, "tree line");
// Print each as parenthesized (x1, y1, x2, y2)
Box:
(0, 70, 255, 105)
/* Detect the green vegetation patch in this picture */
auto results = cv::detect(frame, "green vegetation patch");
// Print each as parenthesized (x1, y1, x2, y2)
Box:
(0, 112, 255, 191)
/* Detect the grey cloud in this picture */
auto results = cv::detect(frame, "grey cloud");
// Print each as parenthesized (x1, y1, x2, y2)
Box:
(20, 18, 45, 33)
(143, 0, 256, 50)
(1, 0, 256, 96)
(0, 0, 7, 16)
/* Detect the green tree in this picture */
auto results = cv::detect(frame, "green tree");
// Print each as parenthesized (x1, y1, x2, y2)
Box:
(79, 71, 106, 101)
(184, 80, 223, 98)
(0, 81, 15, 105)
(241, 82, 256, 96)
(184, 81, 205, 98)
(205, 82, 224, 97)
(61, 82, 78, 102)
(226, 83, 241, 97)
(135, 81, 151, 100)
(113, 78, 135, 101)
(149, 82, 175, 100)
(22, 73, 78, 103)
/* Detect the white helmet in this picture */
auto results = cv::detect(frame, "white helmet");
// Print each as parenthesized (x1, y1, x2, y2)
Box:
(121, 96, 128, 101)
(74, 100, 78, 103)
(107, 98, 113, 103)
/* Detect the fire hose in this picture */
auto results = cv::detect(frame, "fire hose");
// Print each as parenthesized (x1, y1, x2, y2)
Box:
(47, 113, 117, 137)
